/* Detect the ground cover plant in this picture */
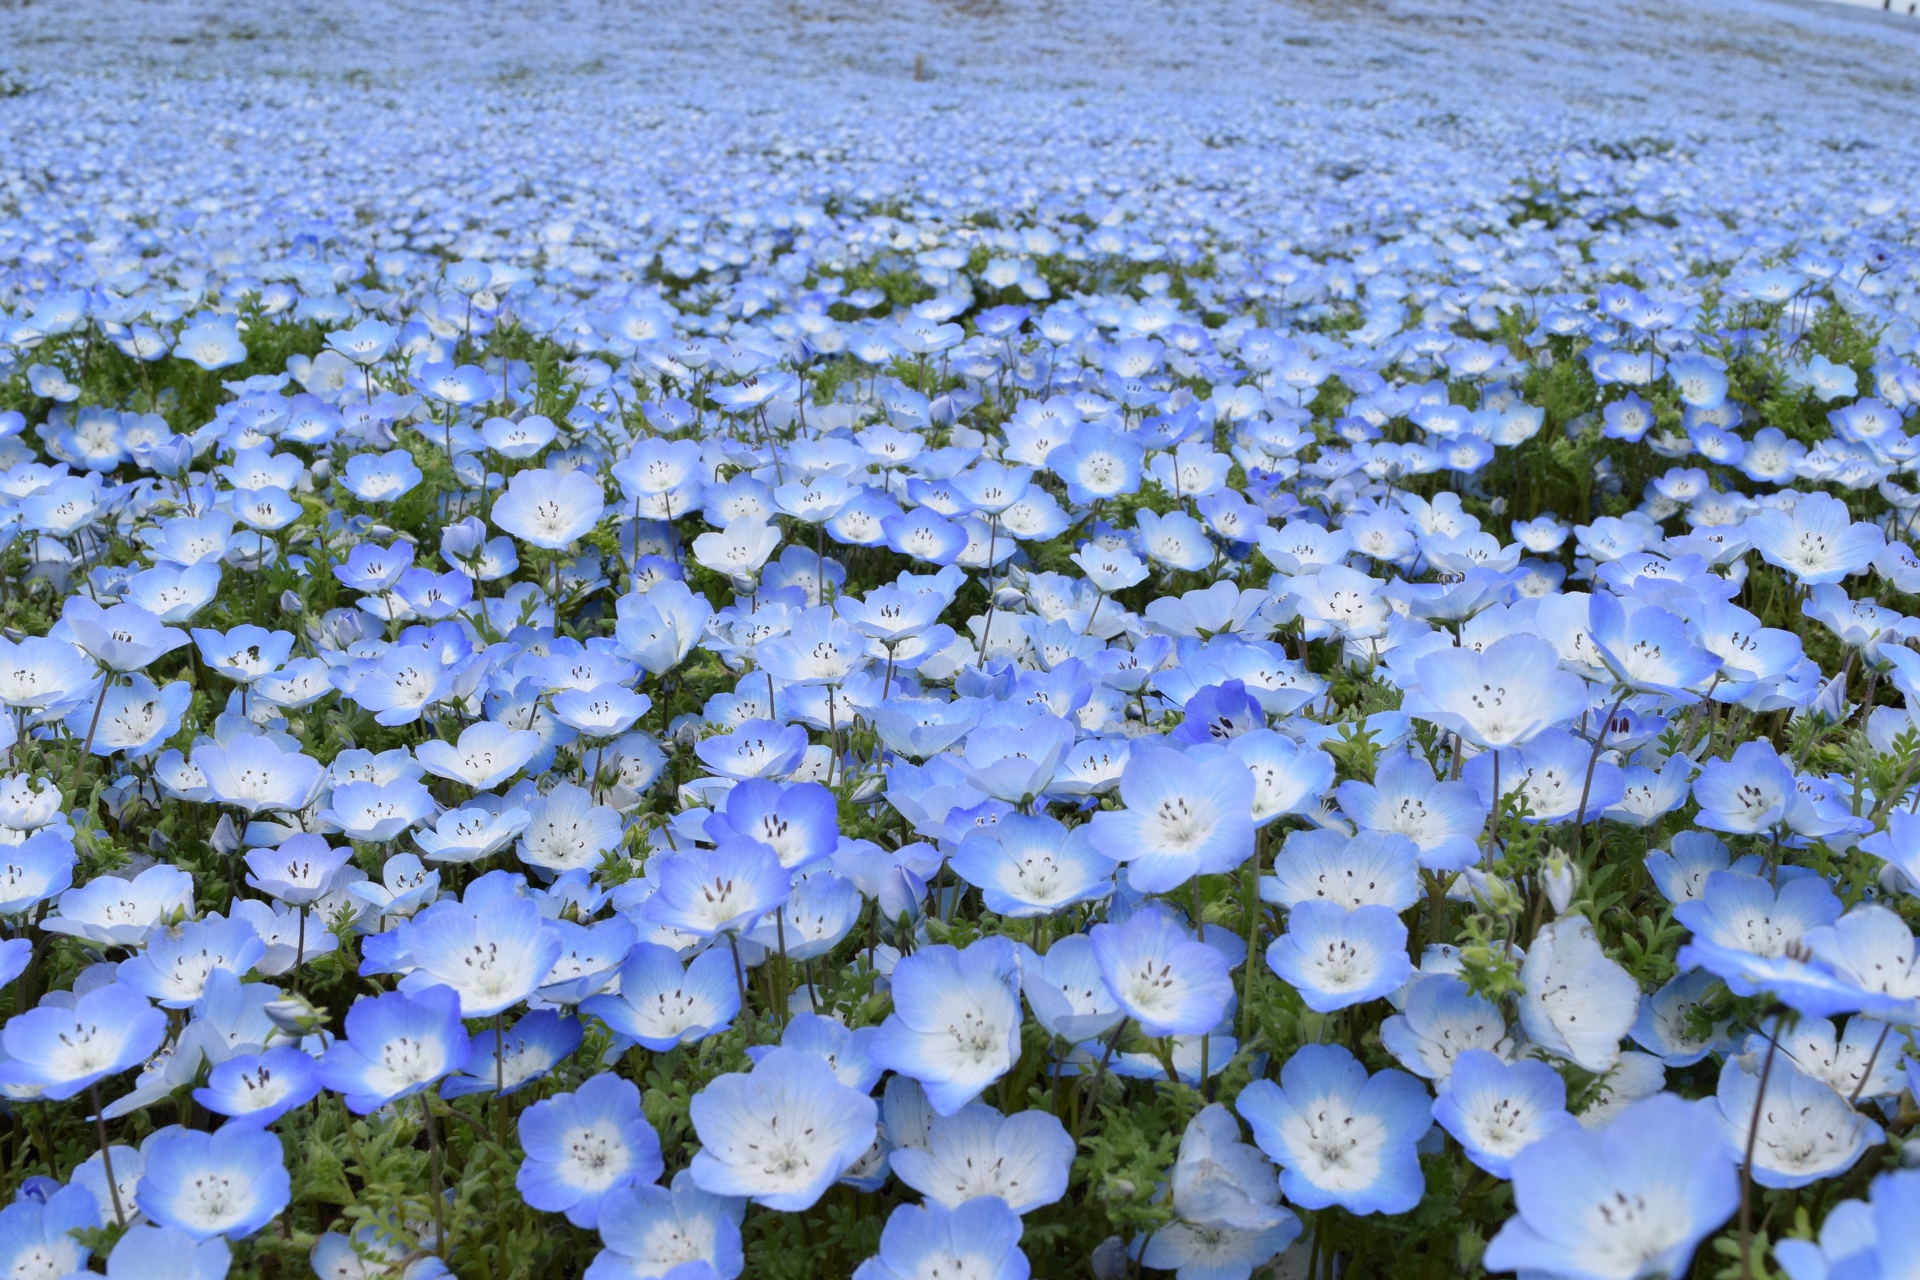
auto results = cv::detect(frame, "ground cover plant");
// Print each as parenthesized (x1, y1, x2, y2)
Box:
(3, 1, 1920, 1277)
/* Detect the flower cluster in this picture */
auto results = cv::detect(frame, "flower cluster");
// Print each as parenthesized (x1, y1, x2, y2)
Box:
(0, 2, 1919, 1279)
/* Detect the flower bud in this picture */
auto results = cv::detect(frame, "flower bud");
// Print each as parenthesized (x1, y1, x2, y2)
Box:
(1542, 852, 1580, 916)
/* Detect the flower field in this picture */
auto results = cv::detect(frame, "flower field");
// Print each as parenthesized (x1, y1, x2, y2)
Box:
(1, 1, 1920, 1277)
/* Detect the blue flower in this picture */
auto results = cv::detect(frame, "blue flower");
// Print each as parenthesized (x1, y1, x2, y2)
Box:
(518, 1072, 664, 1229)
(1519, 918, 1639, 1074)
(1236, 1043, 1431, 1215)
(950, 813, 1113, 918)
(1265, 900, 1412, 1013)
(1431, 1049, 1577, 1179)
(400, 893, 563, 1018)
(1089, 904, 1233, 1036)
(444, 1009, 584, 1100)
(873, 937, 1023, 1115)
(746, 1012, 883, 1091)
(640, 841, 791, 939)
(1087, 741, 1256, 894)
(104, 1222, 230, 1280)
(889, 1103, 1073, 1213)
(1773, 1169, 1920, 1280)
(705, 778, 839, 870)
(1400, 634, 1590, 750)
(852, 1197, 1029, 1280)
(1674, 869, 1840, 958)
(689, 1046, 877, 1210)
(1586, 592, 1719, 700)
(583, 941, 740, 1053)
(316, 986, 470, 1114)
(1259, 829, 1420, 912)
(586, 1170, 746, 1280)
(1334, 749, 1487, 873)
(1381, 974, 1513, 1080)
(136, 1124, 291, 1241)
(338, 448, 425, 504)
(0, 1183, 97, 1277)
(192, 1046, 320, 1126)
(1483, 1094, 1738, 1280)
(0, 982, 165, 1100)
(1713, 1053, 1880, 1189)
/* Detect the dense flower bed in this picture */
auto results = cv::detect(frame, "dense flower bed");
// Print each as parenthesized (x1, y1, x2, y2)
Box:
(2, 3, 1920, 1278)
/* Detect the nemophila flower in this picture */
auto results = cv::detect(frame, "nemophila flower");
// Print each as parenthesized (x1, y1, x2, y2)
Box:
(1260, 829, 1420, 912)
(445, 1009, 585, 1100)
(1777, 1168, 1920, 1280)
(1431, 1049, 1578, 1179)
(1086, 740, 1255, 894)
(1673, 870, 1840, 958)
(1803, 904, 1920, 1017)
(889, 1103, 1073, 1214)
(400, 893, 562, 1018)
(1021, 933, 1124, 1042)
(412, 803, 529, 863)
(1150, 1102, 1300, 1280)
(0, 982, 164, 1099)
(0, 1183, 99, 1278)
(1712, 1052, 1880, 1189)
(957, 716, 1076, 806)
(743, 871, 863, 961)
(704, 778, 838, 871)
(1631, 970, 1733, 1067)
(136, 1124, 289, 1241)
(61, 597, 190, 672)
(747, 1013, 882, 1091)
(192, 1045, 321, 1125)
(1745, 491, 1884, 584)
(174, 319, 247, 370)
(195, 734, 325, 815)
(587, 1171, 747, 1280)
(319, 778, 436, 842)
(1266, 900, 1411, 1013)
(192, 623, 293, 686)
(582, 942, 739, 1052)
(640, 841, 790, 939)
(873, 936, 1023, 1115)
(245, 833, 351, 905)
(493, 468, 606, 551)
(1401, 634, 1590, 750)
(0, 828, 75, 916)
(65, 673, 190, 758)
(950, 813, 1112, 917)
(1236, 1043, 1431, 1215)
(1090, 904, 1233, 1036)
(338, 449, 424, 503)
(1586, 592, 1718, 700)
(0, 634, 98, 712)
(1690, 738, 1796, 834)
(1461, 727, 1624, 825)
(688, 1046, 878, 1211)
(118, 914, 267, 1007)
(694, 719, 810, 782)
(42, 863, 194, 947)
(517, 1072, 664, 1229)
(316, 985, 470, 1114)
(853, 1197, 1029, 1280)
(104, 1223, 231, 1280)
(1484, 1094, 1738, 1280)
(1519, 918, 1639, 1073)
(1334, 749, 1486, 873)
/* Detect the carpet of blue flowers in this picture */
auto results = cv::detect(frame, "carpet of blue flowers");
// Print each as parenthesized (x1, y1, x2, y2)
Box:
(2, 1, 1920, 1278)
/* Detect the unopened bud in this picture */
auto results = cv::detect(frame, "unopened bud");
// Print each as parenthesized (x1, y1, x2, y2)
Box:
(1090, 1237, 1129, 1280)
(264, 993, 328, 1037)
(210, 814, 241, 856)
(1542, 852, 1580, 916)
